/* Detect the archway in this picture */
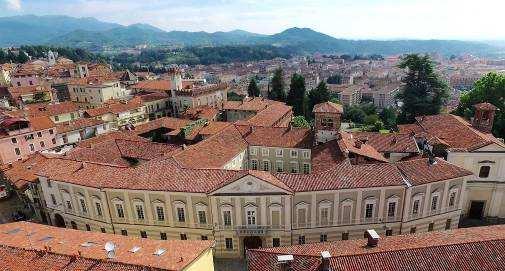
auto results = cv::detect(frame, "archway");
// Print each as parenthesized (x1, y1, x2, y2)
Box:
(243, 236, 262, 256)
(53, 213, 66, 228)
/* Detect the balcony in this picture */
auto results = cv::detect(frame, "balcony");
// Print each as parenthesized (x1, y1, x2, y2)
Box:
(405, 206, 460, 221)
(235, 225, 269, 236)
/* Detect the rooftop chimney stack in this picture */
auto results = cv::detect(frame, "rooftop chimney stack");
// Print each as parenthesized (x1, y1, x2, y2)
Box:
(365, 229, 380, 247)
(277, 254, 294, 271)
(321, 251, 332, 271)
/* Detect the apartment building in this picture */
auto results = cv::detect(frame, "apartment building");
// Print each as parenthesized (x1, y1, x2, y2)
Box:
(7, 84, 54, 105)
(83, 98, 147, 129)
(0, 116, 57, 164)
(20, 101, 81, 123)
(399, 103, 505, 220)
(68, 77, 130, 109)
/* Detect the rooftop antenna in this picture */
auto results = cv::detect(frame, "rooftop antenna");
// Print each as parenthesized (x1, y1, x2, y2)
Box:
(104, 241, 116, 259)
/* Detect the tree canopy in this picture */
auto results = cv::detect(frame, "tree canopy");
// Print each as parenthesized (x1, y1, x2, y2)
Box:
(287, 73, 307, 116)
(396, 54, 449, 123)
(307, 81, 331, 117)
(268, 68, 286, 102)
(247, 78, 260, 97)
(291, 115, 310, 128)
(454, 72, 505, 138)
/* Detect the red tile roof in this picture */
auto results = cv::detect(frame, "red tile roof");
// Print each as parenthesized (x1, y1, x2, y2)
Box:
(0, 221, 214, 271)
(247, 225, 505, 271)
(1, 153, 51, 190)
(235, 125, 313, 149)
(351, 132, 419, 154)
(131, 80, 171, 92)
(398, 114, 505, 151)
(312, 101, 343, 114)
(474, 102, 498, 111)
(55, 118, 104, 133)
(396, 157, 473, 186)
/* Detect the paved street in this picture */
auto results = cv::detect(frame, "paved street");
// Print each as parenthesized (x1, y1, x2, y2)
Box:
(0, 194, 28, 224)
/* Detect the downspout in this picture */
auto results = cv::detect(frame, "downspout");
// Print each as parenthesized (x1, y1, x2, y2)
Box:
(103, 189, 116, 234)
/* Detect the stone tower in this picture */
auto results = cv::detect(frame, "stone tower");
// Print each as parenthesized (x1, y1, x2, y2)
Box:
(472, 102, 498, 133)
(313, 101, 343, 144)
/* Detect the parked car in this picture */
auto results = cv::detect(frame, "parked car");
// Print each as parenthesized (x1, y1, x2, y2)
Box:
(0, 185, 9, 200)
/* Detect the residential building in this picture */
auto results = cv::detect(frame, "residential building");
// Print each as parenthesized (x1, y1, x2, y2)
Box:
(55, 118, 112, 146)
(0, 221, 215, 271)
(137, 92, 171, 120)
(0, 116, 57, 164)
(247, 225, 505, 271)
(18, 101, 80, 123)
(68, 77, 129, 109)
(399, 103, 505, 220)
(223, 97, 292, 127)
(7, 84, 54, 105)
(83, 98, 147, 129)
(10, 69, 42, 87)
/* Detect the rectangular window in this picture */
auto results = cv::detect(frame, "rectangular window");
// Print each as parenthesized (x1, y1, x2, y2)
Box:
(40, 141, 45, 148)
(449, 192, 456, 207)
(66, 200, 72, 210)
(156, 206, 165, 221)
(342, 232, 349, 240)
(29, 144, 35, 152)
(121, 229, 128, 236)
(297, 208, 306, 225)
(412, 199, 420, 215)
(410, 227, 416, 234)
(320, 234, 327, 242)
(198, 210, 207, 224)
(160, 232, 167, 240)
(262, 160, 270, 171)
(320, 208, 329, 225)
(116, 204, 125, 218)
(225, 238, 233, 250)
(136, 205, 145, 220)
(101, 228, 106, 233)
(276, 161, 284, 172)
(79, 199, 87, 213)
(479, 166, 490, 178)
(261, 148, 269, 156)
(272, 238, 280, 247)
(445, 219, 452, 230)
(290, 150, 298, 158)
(223, 210, 232, 226)
(180, 233, 187, 240)
(14, 148, 20, 156)
(428, 222, 434, 232)
(302, 150, 310, 159)
(201, 235, 208, 240)
(11, 138, 17, 144)
(365, 203, 374, 218)
(275, 149, 283, 157)
(298, 235, 305, 245)
(85, 224, 91, 231)
(251, 160, 258, 170)
(49, 129, 54, 135)
(95, 202, 102, 216)
(386, 229, 393, 236)
(37, 132, 42, 137)
(50, 194, 57, 205)
(303, 163, 310, 174)
(140, 231, 147, 238)
(387, 202, 396, 217)
(177, 207, 185, 222)
(431, 195, 438, 211)
(247, 210, 256, 225)
(290, 162, 299, 173)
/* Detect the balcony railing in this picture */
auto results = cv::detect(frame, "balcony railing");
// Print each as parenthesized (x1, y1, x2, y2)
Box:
(405, 206, 460, 221)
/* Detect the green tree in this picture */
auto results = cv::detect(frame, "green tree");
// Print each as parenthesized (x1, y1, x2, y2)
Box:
(327, 74, 342, 84)
(269, 68, 286, 102)
(454, 72, 505, 138)
(343, 105, 367, 123)
(291, 116, 310, 128)
(397, 54, 449, 123)
(380, 107, 398, 130)
(308, 81, 331, 116)
(247, 78, 260, 97)
(16, 50, 29, 63)
(287, 73, 307, 116)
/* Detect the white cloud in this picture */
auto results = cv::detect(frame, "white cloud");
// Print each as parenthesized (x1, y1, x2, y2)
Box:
(4, 0, 21, 10)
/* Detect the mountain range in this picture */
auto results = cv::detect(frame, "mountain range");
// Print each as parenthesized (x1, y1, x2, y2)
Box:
(0, 15, 500, 56)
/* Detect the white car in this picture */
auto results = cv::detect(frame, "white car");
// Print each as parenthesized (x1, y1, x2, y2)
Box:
(0, 185, 9, 199)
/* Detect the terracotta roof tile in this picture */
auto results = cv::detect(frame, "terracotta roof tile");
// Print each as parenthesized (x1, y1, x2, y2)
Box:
(312, 101, 343, 114)
(351, 132, 419, 154)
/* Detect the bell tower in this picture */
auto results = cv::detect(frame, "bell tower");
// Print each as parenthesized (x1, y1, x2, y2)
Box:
(313, 101, 343, 144)
(472, 102, 498, 133)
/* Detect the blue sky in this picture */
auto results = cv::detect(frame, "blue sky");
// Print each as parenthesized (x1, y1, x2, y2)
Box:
(1, 0, 504, 40)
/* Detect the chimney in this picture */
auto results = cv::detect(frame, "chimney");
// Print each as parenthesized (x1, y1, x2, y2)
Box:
(277, 254, 294, 271)
(321, 251, 332, 271)
(365, 229, 380, 247)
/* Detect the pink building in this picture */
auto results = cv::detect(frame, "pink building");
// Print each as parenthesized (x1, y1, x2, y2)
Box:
(0, 116, 57, 164)
(10, 70, 42, 87)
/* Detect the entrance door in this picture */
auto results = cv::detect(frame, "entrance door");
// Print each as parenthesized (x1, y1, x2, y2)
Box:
(468, 201, 485, 220)
(243, 236, 262, 256)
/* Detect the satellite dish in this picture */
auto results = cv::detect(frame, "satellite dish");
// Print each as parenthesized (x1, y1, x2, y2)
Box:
(104, 241, 116, 259)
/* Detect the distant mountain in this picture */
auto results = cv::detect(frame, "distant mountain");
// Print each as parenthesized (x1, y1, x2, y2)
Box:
(0, 15, 499, 56)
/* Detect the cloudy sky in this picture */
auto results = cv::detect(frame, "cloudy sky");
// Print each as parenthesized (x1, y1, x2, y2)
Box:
(1, 0, 504, 40)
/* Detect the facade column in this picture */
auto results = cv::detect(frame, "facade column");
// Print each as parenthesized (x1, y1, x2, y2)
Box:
(235, 198, 242, 226)
(210, 197, 219, 227)
(402, 188, 411, 222)
(260, 197, 267, 226)
(285, 196, 291, 230)
(311, 192, 317, 227)
(332, 192, 339, 226)
(378, 188, 386, 220)
(186, 195, 194, 226)
(165, 193, 173, 227)
(422, 183, 432, 216)
(459, 179, 468, 211)
(143, 191, 153, 221)
(441, 181, 450, 209)
(355, 190, 363, 223)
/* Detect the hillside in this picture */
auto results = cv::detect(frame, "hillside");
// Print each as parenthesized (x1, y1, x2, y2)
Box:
(0, 15, 499, 56)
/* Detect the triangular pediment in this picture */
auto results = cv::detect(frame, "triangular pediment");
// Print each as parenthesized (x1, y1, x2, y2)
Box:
(474, 143, 505, 152)
(210, 174, 291, 195)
